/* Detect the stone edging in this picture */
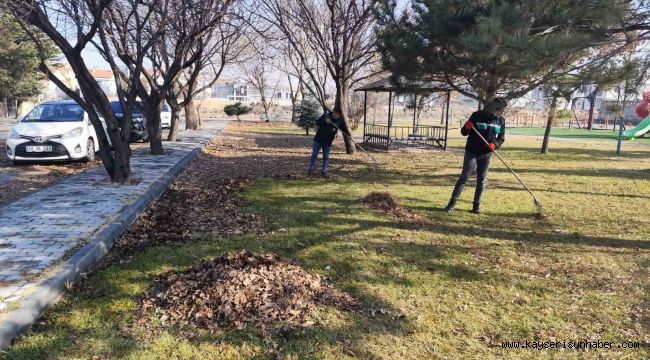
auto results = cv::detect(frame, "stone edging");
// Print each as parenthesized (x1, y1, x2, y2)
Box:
(0, 147, 201, 349)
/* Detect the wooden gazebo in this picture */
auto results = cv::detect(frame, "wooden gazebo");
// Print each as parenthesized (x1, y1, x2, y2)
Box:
(355, 78, 451, 150)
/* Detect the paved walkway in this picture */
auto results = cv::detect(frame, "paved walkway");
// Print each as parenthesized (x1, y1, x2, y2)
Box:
(0, 120, 227, 310)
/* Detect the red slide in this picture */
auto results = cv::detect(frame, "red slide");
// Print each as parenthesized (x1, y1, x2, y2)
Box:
(635, 91, 650, 118)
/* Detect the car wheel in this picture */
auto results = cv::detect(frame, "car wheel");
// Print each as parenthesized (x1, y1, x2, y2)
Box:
(85, 138, 96, 162)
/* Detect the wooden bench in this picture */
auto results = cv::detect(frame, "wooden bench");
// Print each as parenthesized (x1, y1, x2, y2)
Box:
(260, 114, 282, 122)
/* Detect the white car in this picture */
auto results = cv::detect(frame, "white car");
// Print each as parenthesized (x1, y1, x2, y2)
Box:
(161, 104, 172, 129)
(6, 100, 101, 164)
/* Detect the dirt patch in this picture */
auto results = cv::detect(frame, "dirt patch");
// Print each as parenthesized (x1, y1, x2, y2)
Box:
(360, 192, 430, 225)
(139, 251, 356, 331)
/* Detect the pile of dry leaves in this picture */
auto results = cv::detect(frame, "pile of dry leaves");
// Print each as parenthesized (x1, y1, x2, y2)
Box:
(360, 192, 430, 225)
(115, 176, 265, 254)
(140, 251, 356, 331)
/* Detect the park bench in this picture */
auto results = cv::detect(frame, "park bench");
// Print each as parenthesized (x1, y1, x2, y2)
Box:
(260, 114, 282, 122)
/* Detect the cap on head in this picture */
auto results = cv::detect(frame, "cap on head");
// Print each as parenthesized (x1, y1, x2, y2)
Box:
(486, 97, 508, 113)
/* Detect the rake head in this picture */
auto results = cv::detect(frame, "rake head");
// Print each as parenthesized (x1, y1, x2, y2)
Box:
(533, 198, 548, 220)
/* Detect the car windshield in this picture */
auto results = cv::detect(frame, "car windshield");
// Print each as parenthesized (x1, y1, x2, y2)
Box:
(22, 103, 84, 122)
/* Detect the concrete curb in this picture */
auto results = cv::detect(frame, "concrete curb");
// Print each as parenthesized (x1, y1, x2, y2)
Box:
(0, 147, 201, 349)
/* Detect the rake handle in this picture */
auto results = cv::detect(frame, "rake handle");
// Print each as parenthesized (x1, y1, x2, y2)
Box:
(470, 127, 541, 204)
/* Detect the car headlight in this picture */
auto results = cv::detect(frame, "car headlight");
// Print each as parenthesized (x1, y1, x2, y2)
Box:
(8, 129, 20, 140)
(61, 127, 84, 139)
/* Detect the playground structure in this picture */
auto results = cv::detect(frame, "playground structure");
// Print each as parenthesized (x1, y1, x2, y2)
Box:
(622, 91, 650, 139)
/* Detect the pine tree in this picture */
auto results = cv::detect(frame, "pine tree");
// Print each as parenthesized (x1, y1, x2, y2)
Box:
(296, 96, 320, 135)
(0, 13, 56, 117)
(224, 102, 252, 122)
(376, 0, 647, 105)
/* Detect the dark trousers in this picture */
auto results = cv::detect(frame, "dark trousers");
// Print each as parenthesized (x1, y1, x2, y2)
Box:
(308, 141, 332, 174)
(450, 151, 492, 205)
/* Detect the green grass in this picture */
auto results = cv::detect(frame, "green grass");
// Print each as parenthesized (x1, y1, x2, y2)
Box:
(509, 127, 650, 142)
(4, 126, 650, 359)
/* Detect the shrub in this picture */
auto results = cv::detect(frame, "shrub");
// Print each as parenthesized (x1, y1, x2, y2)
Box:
(224, 102, 253, 121)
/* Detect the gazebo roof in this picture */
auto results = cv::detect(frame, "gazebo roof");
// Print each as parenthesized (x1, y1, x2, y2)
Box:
(355, 77, 450, 93)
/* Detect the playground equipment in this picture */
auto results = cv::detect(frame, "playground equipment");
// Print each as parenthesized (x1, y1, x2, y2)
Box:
(623, 91, 650, 139)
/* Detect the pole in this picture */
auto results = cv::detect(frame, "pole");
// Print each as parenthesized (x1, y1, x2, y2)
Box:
(444, 91, 450, 150)
(388, 91, 393, 148)
(617, 87, 628, 154)
(363, 91, 367, 142)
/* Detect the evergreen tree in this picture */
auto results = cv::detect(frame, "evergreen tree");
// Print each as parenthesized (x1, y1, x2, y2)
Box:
(224, 102, 253, 122)
(296, 96, 320, 135)
(376, 0, 648, 105)
(0, 13, 55, 117)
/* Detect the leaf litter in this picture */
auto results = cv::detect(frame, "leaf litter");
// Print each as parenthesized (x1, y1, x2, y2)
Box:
(138, 250, 357, 332)
(99, 124, 360, 335)
(359, 192, 430, 225)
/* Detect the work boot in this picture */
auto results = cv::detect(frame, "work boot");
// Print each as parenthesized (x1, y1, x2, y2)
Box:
(444, 200, 457, 214)
(321, 171, 328, 179)
(307, 167, 314, 176)
(471, 203, 481, 214)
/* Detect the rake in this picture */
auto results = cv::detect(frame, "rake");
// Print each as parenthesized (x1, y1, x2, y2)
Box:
(329, 120, 384, 170)
(470, 127, 546, 218)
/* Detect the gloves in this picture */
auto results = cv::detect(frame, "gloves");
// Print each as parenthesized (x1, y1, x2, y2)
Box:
(488, 143, 496, 152)
(464, 121, 474, 130)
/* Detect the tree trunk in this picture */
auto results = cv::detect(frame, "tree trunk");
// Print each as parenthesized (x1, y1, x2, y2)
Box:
(74, 65, 132, 183)
(197, 103, 203, 127)
(185, 98, 199, 130)
(167, 100, 181, 142)
(541, 97, 558, 154)
(146, 102, 165, 155)
(15, 100, 22, 119)
(263, 102, 270, 123)
(335, 83, 355, 154)
(305, 127, 309, 135)
(1, 97, 8, 118)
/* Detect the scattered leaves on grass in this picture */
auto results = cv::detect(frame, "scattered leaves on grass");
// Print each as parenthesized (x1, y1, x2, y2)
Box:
(111, 125, 316, 256)
(138, 251, 357, 332)
(359, 192, 430, 225)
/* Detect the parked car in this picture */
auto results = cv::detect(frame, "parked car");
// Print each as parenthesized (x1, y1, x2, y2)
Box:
(161, 104, 171, 129)
(6, 100, 100, 164)
(110, 101, 148, 142)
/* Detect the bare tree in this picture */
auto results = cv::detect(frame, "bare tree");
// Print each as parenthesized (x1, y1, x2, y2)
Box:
(256, 0, 379, 153)
(133, 0, 233, 154)
(279, 43, 305, 123)
(3, 0, 134, 182)
(167, 10, 250, 140)
(242, 52, 281, 122)
(95, 0, 162, 154)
